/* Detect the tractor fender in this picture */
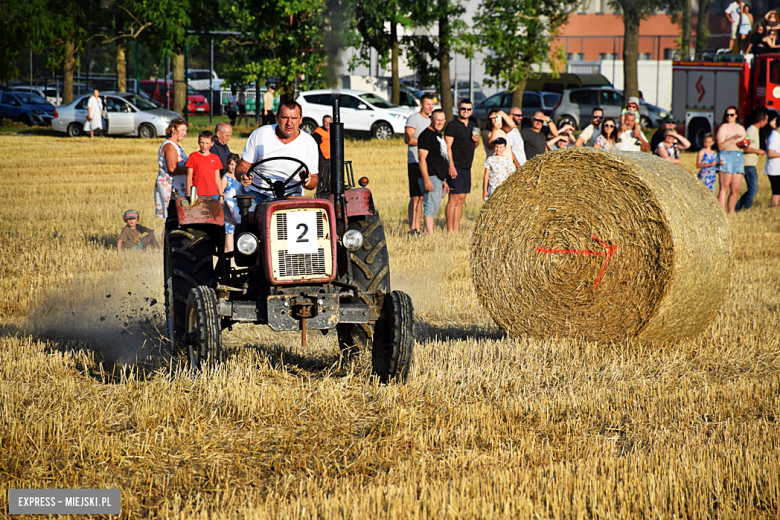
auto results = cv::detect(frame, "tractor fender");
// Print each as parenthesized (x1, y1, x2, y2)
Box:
(174, 196, 225, 226)
(327, 188, 378, 218)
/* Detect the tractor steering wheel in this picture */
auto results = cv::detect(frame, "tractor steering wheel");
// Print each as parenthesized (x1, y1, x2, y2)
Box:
(246, 156, 311, 199)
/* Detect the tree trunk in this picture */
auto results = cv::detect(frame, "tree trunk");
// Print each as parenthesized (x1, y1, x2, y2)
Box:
(511, 63, 531, 109)
(622, 11, 640, 100)
(116, 40, 127, 92)
(681, 0, 692, 60)
(63, 40, 75, 105)
(439, 7, 453, 122)
(391, 23, 400, 106)
(695, 0, 712, 56)
(173, 49, 186, 117)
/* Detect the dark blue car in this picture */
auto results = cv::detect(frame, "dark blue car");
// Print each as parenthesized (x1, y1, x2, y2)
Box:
(0, 91, 56, 126)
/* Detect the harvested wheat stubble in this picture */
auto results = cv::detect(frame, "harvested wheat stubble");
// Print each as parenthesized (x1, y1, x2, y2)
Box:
(471, 148, 734, 343)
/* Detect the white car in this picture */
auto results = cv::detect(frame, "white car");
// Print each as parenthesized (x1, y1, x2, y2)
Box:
(296, 89, 415, 140)
(166, 69, 223, 91)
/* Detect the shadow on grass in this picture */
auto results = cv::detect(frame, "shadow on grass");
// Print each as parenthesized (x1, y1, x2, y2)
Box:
(241, 341, 355, 379)
(414, 321, 506, 343)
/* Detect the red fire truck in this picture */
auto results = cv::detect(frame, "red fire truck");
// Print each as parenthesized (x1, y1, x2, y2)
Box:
(672, 53, 780, 148)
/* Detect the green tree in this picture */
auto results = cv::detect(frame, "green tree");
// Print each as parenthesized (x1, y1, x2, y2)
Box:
(474, 0, 581, 109)
(101, 0, 154, 92)
(351, 0, 411, 104)
(609, 0, 658, 101)
(223, 0, 329, 98)
(695, 0, 713, 56)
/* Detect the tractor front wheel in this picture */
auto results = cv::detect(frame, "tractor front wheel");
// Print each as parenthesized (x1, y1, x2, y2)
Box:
(186, 286, 222, 370)
(372, 291, 414, 383)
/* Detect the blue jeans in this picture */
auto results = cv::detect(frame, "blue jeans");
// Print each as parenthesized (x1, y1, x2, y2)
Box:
(418, 176, 444, 217)
(736, 165, 758, 211)
(238, 185, 271, 212)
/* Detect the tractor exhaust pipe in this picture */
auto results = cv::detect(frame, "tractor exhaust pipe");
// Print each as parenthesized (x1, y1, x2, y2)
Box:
(330, 93, 345, 195)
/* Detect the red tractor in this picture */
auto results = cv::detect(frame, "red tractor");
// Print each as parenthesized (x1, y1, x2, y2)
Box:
(163, 96, 414, 382)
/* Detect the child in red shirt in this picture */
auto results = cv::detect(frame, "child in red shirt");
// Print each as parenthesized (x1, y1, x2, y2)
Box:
(185, 131, 225, 202)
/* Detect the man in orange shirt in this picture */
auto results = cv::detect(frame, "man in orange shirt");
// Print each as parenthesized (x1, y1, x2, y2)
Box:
(312, 115, 331, 174)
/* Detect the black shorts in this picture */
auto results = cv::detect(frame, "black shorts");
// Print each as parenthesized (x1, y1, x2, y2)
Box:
(408, 163, 423, 197)
(769, 175, 780, 195)
(448, 166, 472, 194)
(238, 104, 246, 115)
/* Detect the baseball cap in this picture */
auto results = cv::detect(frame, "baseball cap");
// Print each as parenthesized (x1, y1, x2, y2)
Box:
(124, 209, 139, 221)
(627, 96, 640, 106)
(663, 114, 676, 123)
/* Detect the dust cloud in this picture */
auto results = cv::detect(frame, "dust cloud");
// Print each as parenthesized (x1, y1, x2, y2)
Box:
(25, 250, 169, 367)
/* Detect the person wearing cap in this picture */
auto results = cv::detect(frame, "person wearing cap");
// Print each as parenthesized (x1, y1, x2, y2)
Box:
(650, 114, 678, 156)
(117, 210, 159, 252)
(482, 137, 515, 201)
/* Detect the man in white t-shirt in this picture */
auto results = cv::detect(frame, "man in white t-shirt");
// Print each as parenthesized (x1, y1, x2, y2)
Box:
(725, 0, 743, 53)
(404, 93, 435, 233)
(613, 111, 650, 152)
(85, 89, 104, 137)
(575, 107, 603, 147)
(236, 100, 319, 210)
(506, 107, 527, 167)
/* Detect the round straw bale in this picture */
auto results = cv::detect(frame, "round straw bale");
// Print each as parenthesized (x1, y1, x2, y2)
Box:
(471, 149, 733, 344)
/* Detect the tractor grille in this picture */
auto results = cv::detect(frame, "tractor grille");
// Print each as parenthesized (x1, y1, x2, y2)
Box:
(270, 208, 332, 281)
(277, 249, 327, 277)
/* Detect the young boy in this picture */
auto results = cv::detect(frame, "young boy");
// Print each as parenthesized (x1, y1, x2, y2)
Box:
(482, 137, 515, 201)
(117, 209, 160, 252)
(185, 131, 225, 202)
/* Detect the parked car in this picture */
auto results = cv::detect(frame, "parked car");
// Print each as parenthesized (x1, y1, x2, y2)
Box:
(139, 80, 210, 114)
(525, 73, 612, 94)
(165, 69, 223, 92)
(550, 88, 663, 129)
(52, 92, 181, 138)
(296, 89, 415, 139)
(472, 90, 560, 128)
(10, 85, 63, 106)
(0, 91, 56, 125)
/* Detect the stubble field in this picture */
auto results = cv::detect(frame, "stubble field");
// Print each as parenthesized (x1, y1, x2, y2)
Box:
(0, 126, 779, 519)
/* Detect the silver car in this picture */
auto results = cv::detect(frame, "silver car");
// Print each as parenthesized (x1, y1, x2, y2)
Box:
(52, 92, 181, 138)
(550, 88, 663, 129)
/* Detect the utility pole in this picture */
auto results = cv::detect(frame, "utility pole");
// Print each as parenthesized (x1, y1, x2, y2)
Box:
(209, 37, 214, 126)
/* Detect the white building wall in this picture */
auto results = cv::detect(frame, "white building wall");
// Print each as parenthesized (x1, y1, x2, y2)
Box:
(599, 60, 673, 110)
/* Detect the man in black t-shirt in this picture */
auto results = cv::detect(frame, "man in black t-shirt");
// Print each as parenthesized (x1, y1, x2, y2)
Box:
(418, 109, 450, 236)
(444, 99, 479, 235)
(521, 111, 558, 160)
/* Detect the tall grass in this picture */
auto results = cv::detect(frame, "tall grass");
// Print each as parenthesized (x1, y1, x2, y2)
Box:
(0, 131, 779, 518)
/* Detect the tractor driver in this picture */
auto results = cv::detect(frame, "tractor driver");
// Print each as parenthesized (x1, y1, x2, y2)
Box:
(236, 100, 319, 210)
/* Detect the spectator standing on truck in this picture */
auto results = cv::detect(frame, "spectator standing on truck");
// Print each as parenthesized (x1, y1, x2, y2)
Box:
(312, 115, 331, 175)
(262, 85, 276, 126)
(575, 108, 603, 147)
(522, 112, 558, 160)
(651, 114, 677, 155)
(725, 0, 743, 53)
(739, 5, 754, 53)
(746, 24, 768, 55)
(155, 118, 189, 219)
(716, 106, 747, 214)
(210, 122, 233, 174)
(737, 110, 768, 211)
(443, 99, 479, 235)
(417, 109, 450, 236)
(86, 89, 104, 138)
(764, 116, 780, 208)
(405, 93, 435, 234)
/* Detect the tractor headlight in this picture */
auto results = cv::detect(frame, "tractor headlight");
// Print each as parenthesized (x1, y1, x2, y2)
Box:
(236, 233, 259, 255)
(342, 229, 363, 251)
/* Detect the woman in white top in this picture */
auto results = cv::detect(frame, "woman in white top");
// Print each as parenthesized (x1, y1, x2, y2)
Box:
(740, 5, 754, 53)
(154, 118, 189, 219)
(764, 116, 780, 208)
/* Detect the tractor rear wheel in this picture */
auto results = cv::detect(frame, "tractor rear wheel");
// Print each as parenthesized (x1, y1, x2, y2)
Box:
(372, 291, 414, 383)
(186, 286, 222, 370)
(337, 215, 391, 361)
(164, 227, 215, 351)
